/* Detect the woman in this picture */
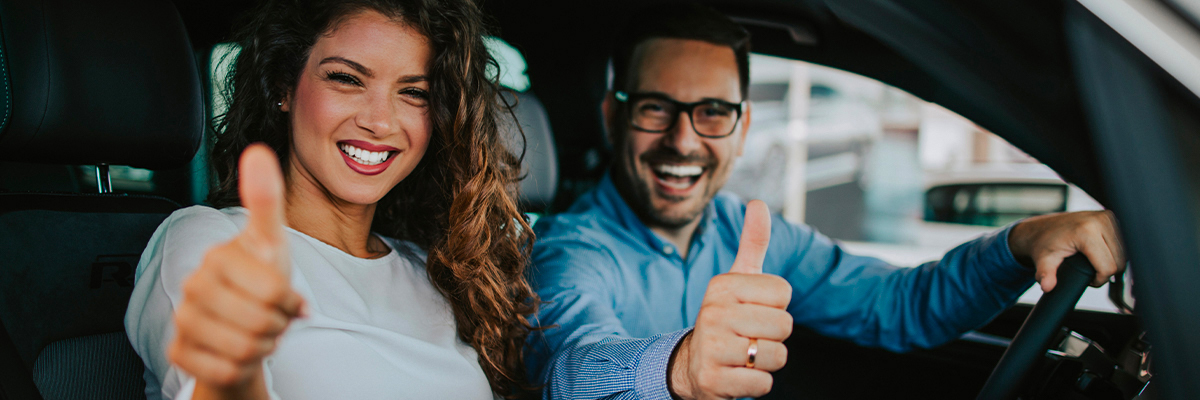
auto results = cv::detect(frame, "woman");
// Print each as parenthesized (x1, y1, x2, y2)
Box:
(124, 0, 536, 399)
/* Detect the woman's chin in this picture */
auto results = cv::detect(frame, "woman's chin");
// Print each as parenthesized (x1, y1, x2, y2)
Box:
(317, 179, 391, 206)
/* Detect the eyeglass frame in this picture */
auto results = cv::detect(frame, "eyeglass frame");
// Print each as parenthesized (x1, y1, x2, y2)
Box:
(614, 91, 746, 139)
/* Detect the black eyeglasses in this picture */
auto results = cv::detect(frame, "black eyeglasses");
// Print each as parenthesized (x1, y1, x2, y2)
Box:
(615, 91, 745, 139)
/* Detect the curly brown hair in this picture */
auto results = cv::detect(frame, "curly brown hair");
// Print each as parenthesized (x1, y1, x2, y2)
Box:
(207, 0, 538, 396)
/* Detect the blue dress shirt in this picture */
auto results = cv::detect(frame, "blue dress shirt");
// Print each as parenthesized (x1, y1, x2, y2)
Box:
(526, 174, 1034, 400)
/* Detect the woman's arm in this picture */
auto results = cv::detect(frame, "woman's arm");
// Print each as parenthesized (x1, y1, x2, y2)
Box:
(173, 146, 305, 400)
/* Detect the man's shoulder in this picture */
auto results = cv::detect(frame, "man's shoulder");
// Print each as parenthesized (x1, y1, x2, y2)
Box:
(533, 210, 620, 249)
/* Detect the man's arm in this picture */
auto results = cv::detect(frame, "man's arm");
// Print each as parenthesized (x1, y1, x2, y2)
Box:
(771, 210, 1124, 353)
(777, 221, 1031, 351)
(527, 241, 689, 400)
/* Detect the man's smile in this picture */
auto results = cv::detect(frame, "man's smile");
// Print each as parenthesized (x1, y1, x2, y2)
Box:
(650, 162, 706, 192)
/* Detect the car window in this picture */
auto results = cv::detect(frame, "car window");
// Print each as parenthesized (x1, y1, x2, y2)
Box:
(727, 54, 1118, 313)
(485, 37, 530, 92)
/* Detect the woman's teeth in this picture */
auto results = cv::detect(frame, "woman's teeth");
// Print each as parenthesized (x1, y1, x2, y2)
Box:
(339, 143, 392, 166)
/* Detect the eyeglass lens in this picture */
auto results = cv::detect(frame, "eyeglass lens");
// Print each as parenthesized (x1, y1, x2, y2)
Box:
(631, 97, 739, 137)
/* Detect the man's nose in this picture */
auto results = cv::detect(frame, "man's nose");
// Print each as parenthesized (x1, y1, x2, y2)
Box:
(662, 110, 704, 153)
(356, 92, 396, 137)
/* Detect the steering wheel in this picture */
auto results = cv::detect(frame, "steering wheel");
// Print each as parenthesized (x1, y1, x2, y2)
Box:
(976, 254, 1097, 400)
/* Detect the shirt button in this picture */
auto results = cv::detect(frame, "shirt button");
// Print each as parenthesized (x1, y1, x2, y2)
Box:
(663, 246, 675, 255)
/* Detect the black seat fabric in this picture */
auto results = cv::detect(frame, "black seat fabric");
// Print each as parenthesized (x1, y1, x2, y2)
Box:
(499, 91, 559, 212)
(0, 0, 203, 169)
(0, 194, 180, 400)
(0, 1, 203, 399)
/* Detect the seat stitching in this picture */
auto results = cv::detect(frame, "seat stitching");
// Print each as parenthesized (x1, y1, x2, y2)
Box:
(0, 26, 10, 134)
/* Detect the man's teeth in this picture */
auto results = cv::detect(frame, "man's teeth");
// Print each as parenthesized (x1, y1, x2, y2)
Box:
(339, 143, 391, 166)
(653, 164, 704, 178)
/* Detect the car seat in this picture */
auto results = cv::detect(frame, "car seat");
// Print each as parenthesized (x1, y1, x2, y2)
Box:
(499, 91, 558, 213)
(0, 0, 204, 399)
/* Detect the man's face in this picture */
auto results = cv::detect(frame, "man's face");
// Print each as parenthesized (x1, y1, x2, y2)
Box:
(608, 38, 750, 229)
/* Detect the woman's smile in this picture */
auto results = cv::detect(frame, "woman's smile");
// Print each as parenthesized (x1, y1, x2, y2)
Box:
(338, 140, 400, 175)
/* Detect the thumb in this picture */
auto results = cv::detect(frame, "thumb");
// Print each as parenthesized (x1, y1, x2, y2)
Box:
(730, 200, 771, 274)
(1036, 254, 1065, 293)
(237, 143, 289, 274)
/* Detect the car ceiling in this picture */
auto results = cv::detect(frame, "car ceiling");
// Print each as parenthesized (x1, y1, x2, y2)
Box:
(171, 0, 1106, 206)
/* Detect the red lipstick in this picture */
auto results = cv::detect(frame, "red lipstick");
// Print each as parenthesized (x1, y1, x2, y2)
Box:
(338, 140, 400, 176)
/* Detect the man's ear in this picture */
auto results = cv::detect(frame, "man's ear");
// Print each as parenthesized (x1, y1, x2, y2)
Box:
(736, 101, 753, 157)
(601, 91, 617, 146)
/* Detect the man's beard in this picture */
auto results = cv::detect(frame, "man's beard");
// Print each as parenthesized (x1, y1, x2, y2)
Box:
(614, 146, 719, 229)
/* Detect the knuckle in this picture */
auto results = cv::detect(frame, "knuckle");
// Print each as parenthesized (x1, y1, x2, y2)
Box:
(696, 308, 721, 327)
(212, 363, 242, 387)
(180, 276, 205, 300)
(251, 314, 283, 336)
(709, 275, 731, 291)
(232, 337, 261, 362)
(202, 246, 232, 271)
(702, 333, 724, 351)
(765, 274, 790, 290)
(173, 306, 198, 332)
(166, 341, 184, 365)
(750, 375, 773, 397)
(262, 277, 290, 303)
(1079, 216, 1103, 233)
(776, 317, 794, 337)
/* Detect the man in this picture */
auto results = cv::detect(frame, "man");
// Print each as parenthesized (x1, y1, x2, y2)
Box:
(525, 4, 1125, 400)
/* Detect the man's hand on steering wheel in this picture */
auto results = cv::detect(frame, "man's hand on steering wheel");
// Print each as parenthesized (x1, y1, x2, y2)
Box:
(1007, 210, 1127, 293)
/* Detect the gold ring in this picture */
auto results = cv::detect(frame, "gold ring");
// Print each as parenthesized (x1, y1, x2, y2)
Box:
(746, 338, 758, 368)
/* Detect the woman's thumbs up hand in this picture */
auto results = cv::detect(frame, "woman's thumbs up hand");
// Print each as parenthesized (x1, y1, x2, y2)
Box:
(169, 144, 305, 398)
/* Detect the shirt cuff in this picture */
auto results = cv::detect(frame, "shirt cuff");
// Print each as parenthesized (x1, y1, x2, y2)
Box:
(984, 222, 1037, 288)
(634, 328, 693, 400)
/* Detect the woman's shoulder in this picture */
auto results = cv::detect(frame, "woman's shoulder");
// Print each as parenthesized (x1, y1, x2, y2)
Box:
(148, 205, 248, 255)
(163, 205, 247, 230)
(135, 206, 248, 292)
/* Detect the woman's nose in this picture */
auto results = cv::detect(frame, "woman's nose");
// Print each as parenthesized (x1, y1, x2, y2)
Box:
(355, 92, 396, 136)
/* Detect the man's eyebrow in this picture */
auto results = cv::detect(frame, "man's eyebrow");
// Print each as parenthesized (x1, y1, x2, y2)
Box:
(637, 91, 741, 103)
(319, 57, 374, 79)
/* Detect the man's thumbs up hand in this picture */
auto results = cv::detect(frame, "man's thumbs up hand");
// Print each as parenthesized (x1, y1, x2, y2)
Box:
(668, 200, 793, 400)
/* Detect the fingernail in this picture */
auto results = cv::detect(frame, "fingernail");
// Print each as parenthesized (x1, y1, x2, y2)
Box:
(299, 303, 311, 319)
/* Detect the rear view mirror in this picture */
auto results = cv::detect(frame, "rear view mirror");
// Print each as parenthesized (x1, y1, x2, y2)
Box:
(925, 183, 1068, 227)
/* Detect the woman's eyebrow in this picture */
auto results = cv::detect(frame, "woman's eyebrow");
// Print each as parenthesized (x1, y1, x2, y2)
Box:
(398, 75, 427, 84)
(319, 56, 374, 78)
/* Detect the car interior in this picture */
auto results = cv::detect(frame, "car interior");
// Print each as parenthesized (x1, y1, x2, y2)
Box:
(2, 0, 1199, 399)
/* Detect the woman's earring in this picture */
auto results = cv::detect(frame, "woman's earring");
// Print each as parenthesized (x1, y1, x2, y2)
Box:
(277, 101, 284, 108)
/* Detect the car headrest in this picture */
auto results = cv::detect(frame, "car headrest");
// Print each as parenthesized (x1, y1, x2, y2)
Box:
(499, 91, 558, 212)
(0, 0, 204, 170)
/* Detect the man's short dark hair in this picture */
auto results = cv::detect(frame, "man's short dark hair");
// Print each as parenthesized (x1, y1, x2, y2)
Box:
(610, 3, 751, 98)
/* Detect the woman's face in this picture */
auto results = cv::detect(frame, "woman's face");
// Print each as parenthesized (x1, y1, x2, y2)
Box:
(282, 10, 432, 206)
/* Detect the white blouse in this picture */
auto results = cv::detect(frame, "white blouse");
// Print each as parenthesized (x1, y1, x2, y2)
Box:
(124, 206, 494, 400)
